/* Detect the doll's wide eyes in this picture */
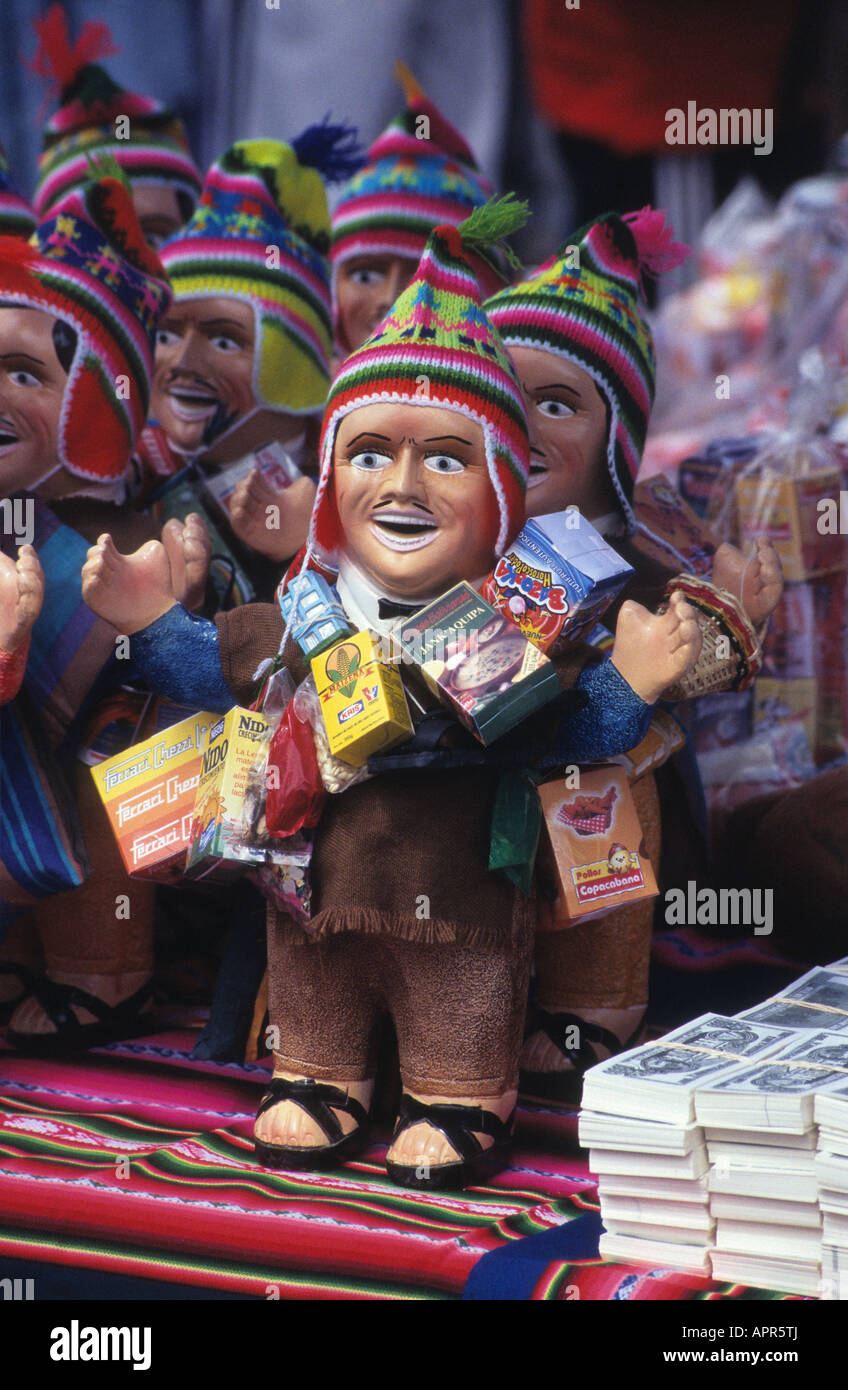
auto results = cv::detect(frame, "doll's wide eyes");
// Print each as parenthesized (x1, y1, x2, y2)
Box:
(156, 329, 181, 349)
(349, 450, 393, 471)
(424, 453, 465, 474)
(537, 398, 576, 419)
(210, 334, 242, 353)
(8, 369, 41, 388)
(351, 268, 385, 287)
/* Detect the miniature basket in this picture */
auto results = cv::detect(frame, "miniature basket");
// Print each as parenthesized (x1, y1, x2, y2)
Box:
(660, 575, 763, 700)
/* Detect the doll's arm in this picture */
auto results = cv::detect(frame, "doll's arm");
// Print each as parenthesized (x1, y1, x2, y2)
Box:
(0, 639, 29, 705)
(128, 605, 234, 710)
(0, 545, 44, 703)
(560, 656, 654, 763)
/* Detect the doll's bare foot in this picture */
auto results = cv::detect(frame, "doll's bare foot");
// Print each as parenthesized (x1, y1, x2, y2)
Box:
(229, 472, 316, 563)
(385, 1087, 516, 1171)
(712, 538, 782, 627)
(253, 1067, 374, 1150)
(610, 593, 702, 704)
(161, 513, 212, 612)
(82, 533, 178, 634)
(8, 970, 152, 1036)
(0, 545, 44, 653)
(521, 1004, 646, 1074)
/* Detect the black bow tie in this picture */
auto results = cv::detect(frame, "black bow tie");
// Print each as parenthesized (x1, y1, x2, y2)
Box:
(377, 597, 424, 621)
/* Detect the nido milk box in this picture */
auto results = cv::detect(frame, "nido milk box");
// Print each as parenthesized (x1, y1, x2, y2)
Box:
(397, 582, 561, 744)
(538, 766, 658, 925)
(734, 463, 845, 582)
(90, 711, 214, 882)
(185, 706, 271, 881)
(483, 510, 633, 650)
(311, 631, 413, 766)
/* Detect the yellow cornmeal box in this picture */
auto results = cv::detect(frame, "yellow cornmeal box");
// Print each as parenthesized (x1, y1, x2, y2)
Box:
(311, 630, 413, 766)
(185, 706, 270, 879)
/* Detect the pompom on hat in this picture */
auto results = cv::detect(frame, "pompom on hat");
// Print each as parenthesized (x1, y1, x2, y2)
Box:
(310, 195, 531, 573)
(331, 63, 514, 306)
(0, 142, 36, 239)
(158, 130, 364, 424)
(30, 3, 202, 220)
(486, 208, 688, 529)
(0, 165, 171, 484)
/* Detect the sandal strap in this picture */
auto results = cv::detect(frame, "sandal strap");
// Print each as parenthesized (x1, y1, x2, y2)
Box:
(529, 1005, 644, 1069)
(256, 1077, 369, 1146)
(392, 1093, 513, 1162)
(0, 962, 37, 993)
(25, 978, 154, 1034)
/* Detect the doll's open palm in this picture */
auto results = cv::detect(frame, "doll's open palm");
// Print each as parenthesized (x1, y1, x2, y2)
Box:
(0, 545, 44, 653)
(229, 470, 316, 562)
(161, 513, 212, 612)
(611, 592, 702, 704)
(82, 533, 177, 634)
(712, 538, 783, 627)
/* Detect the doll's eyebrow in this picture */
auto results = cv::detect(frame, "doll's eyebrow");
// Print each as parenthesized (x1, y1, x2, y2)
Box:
(422, 434, 473, 446)
(346, 431, 392, 446)
(530, 382, 582, 398)
(0, 352, 45, 366)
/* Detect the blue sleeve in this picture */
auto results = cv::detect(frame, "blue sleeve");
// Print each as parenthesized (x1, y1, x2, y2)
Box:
(129, 605, 234, 711)
(557, 657, 653, 763)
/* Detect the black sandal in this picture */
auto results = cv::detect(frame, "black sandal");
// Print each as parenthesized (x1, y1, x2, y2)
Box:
(253, 1077, 371, 1170)
(0, 963, 37, 1026)
(385, 1093, 514, 1191)
(519, 1005, 645, 1106)
(6, 977, 155, 1056)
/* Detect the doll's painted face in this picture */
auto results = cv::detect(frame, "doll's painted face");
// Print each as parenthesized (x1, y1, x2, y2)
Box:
(333, 402, 500, 600)
(0, 305, 68, 494)
(153, 297, 259, 457)
(132, 184, 189, 250)
(511, 345, 615, 520)
(335, 255, 420, 354)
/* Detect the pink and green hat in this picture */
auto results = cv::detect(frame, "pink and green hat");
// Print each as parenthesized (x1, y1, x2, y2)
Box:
(311, 197, 530, 571)
(158, 129, 363, 425)
(486, 209, 688, 528)
(331, 64, 512, 306)
(0, 172, 171, 483)
(0, 142, 36, 239)
(30, 4, 201, 221)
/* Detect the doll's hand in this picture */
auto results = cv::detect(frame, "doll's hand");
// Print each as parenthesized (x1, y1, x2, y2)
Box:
(611, 592, 702, 703)
(161, 513, 212, 612)
(229, 470, 316, 562)
(0, 545, 44, 653)
(82, 533, 178, 634)
(712, 538, 783, 627)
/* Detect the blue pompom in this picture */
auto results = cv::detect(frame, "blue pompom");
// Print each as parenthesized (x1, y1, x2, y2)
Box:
(292, 116, 367, 183)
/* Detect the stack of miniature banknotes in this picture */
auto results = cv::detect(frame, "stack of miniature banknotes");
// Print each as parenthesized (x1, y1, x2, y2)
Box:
(578, 961, 848, 1297)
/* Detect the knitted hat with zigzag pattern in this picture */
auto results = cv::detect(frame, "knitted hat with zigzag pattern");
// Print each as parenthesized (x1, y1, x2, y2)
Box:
(0, 143, 36, 239)
(311, 198, 530, 572)
(486, 209, 688, 528)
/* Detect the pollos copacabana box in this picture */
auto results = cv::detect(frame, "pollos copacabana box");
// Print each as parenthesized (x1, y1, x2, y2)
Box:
(538, 766, 658, 926)
(483, 510, 633, 650)
(185, 706, 271, 881)
(90, 711, 214, 882)
(311, 631, 413, 766)
(396, 582, 561, 744)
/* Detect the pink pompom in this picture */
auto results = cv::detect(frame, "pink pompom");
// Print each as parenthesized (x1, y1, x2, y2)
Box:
(623, 206, 689, 278)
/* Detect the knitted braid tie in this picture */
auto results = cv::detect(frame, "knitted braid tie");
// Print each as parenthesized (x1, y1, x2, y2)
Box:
(660, 575, 762, 699)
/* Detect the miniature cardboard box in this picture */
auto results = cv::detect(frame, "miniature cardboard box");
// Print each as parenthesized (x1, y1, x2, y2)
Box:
(483, 509, 633, 650)
(538, 766, 659, 926)
(632, 474, 719, 577)
(184, 706, 272, 882)
(90, 711, 214, 882)
(735, 464, 845, 582)
(311, 631, 413, 766)
(396, 582, 562, 744)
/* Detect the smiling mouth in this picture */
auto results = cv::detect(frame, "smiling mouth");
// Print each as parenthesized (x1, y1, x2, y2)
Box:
(166, 385, 220, 423)
(0, 419, 19, 453)
(527, 458, 549, 488)
(370, 509, 440, 552)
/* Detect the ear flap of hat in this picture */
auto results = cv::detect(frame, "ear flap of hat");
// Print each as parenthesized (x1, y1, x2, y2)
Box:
(257, 313, 331, 414)
(62, 353, 133, 482)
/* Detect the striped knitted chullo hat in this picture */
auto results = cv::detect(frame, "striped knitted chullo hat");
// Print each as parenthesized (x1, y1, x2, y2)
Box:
(310, 196, 530, 572)
(0, 143, 36, 239)
(0, 171, 171, 483)
(159, 131, 363, 421)
(30, 4, 202, 219)
(486, 209, 688, 529)
(331, 63, 512, 304)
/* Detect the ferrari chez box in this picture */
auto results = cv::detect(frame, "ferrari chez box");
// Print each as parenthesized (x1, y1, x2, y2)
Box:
(396, 582, 561, 744)
(90, 711, 214, 882)
(538, 767, 658, 925)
